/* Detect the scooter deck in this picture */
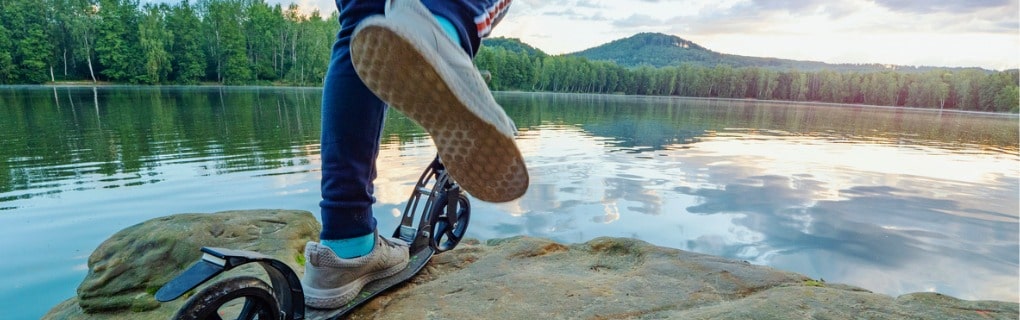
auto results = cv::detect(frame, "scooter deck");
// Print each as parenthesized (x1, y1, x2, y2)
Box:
(305, 245, 435, 319)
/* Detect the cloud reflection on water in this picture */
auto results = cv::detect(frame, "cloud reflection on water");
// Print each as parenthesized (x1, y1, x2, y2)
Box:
(360, 93, 1019, 302)
(454, 116, 1018, 302)
(682, 133, 1017, 301)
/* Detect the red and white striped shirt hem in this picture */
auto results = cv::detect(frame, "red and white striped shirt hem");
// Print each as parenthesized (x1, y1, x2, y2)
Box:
(474, 0, 511, 38)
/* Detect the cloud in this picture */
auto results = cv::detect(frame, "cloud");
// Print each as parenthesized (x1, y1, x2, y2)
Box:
(612, 13, 666, 28)
(510, 0, 573, 13)
(872, 0, 1013, 13)
(542, 8, 609, 21)
(642, 0, 1019, 37)
(576, 0, 604, 8)
(741, 0, 854, 15)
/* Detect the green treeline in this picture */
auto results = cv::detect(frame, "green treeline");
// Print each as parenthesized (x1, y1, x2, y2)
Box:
(1, 0, 1016, 112)
(0, 0, 337, 85)
(475, 46, 1020, 113)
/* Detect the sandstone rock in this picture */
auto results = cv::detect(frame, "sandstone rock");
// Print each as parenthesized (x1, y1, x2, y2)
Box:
(347, 236, 1018, 320)
(44, 209, 318, 319)
(46, 211, 1018, 320)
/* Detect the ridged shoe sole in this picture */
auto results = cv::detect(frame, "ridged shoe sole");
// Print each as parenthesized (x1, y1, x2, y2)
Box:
(351, 21, 528, 202)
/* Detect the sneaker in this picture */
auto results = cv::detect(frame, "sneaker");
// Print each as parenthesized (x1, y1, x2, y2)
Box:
(301, 232, 409, 309)
(351, 0, 529, 203)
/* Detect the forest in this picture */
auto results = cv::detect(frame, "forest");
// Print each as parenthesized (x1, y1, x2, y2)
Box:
(0, 0, 336, 85)
(0, 0, 1017, 112)
(476, 45, 1020, 113)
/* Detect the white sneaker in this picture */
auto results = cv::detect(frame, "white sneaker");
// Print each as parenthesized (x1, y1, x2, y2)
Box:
(301, 233, 409, 309)
(350, 0, 529, 203)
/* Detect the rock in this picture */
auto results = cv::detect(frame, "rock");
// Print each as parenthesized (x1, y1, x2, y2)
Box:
(348, 236, 1017, 319)
(347, 236, 810, 319)
(43, 209, 319, 319)
(46, 211, 1018, 320)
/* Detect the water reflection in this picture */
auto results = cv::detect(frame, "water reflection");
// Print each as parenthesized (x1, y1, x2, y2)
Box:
(489, 93, 1018, 302)
(1, 88, 1017, 319)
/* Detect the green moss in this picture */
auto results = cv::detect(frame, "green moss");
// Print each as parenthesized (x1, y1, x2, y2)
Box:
(295, 253, 306, 267)
(130, 296, 159, 312)
(804, 279, 825, 287)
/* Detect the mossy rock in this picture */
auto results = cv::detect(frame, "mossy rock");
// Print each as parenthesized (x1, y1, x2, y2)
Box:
(47, 209, 318, 318)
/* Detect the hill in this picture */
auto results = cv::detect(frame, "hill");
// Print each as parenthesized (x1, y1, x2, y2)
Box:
(481, 37, 548, 58)
(472, 34, 1017, 112)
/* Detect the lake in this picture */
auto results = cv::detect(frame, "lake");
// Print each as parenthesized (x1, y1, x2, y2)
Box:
(1, 86, 1017, 319)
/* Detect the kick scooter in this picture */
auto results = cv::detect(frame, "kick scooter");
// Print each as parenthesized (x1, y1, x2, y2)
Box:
(155, 156, 470, 319)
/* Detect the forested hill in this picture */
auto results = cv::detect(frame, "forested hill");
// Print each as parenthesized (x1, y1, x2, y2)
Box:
(475, 34, 1018, 112)
(481, 38, 548, 58)
(569, 33, 980, 73)
(572, 32, 732, 68)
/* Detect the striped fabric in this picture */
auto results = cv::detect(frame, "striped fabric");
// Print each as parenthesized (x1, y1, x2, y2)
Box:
(474, 0, 512, 38)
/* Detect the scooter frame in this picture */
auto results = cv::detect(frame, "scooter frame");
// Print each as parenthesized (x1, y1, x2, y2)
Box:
(155, 156, 469, 320)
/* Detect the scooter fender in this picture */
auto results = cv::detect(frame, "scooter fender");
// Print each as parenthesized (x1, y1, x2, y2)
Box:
(155, 247, 306, 319)
(154, 254, 226, 302)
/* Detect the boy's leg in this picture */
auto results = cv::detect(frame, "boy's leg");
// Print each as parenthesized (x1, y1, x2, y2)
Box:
(306, 0, 409, 309)
(317, 0, 513, 244)
(318, 0, 385, 245)
(351, 0, 527, 203)
(307, 0, 522, 309)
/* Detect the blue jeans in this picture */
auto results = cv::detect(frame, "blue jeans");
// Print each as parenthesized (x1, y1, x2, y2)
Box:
(319, 0, 510, 240)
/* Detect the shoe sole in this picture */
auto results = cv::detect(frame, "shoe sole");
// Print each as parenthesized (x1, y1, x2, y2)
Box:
(304, 260, 407, 309)
(351, 22, 528, 203)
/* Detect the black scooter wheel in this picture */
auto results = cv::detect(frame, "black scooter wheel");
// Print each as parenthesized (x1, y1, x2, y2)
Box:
(173, 276, 281, 320)
(429, 193, 470, 253)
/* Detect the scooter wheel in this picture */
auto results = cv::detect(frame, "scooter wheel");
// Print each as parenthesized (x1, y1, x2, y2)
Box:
(429, 192, 470, 253)
(173, 276, 281, 320)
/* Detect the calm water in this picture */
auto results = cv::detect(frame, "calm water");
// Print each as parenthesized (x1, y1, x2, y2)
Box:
(1, 86, 1017, 319)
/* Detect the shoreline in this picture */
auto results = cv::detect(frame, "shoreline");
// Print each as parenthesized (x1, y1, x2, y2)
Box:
(6, 84, 1018, 116)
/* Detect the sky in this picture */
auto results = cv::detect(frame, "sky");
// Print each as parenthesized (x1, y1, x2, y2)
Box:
(254, 0, 1020, 70)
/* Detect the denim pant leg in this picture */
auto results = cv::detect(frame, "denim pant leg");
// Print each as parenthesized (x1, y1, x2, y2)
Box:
(319, 0, 387, 240)
(319, 0, 512, 240)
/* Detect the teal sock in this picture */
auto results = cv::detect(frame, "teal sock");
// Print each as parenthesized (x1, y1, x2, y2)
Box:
(322, 232, 375, 259)
(433, 14, 462, 45)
